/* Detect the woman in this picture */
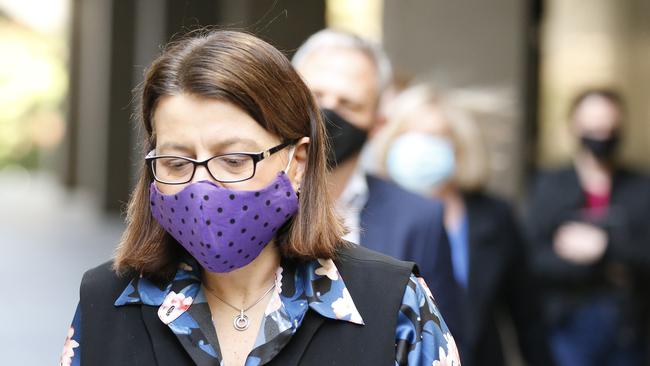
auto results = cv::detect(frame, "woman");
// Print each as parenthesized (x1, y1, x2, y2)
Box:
(525, 89, 650, 365)
(373, 84, 553, 366)
(59, 31, 458, 366)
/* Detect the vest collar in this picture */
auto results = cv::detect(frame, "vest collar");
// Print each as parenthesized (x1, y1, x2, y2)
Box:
(115, 256, 363, 325)
(114, 255, 364, 364)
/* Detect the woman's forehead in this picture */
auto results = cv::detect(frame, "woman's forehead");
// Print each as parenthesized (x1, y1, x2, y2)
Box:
(152, 94, 279, 150)
(403, 105, 450, 135)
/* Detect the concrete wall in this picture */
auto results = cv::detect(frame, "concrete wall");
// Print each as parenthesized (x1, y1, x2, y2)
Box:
(63, 0, 325, 212)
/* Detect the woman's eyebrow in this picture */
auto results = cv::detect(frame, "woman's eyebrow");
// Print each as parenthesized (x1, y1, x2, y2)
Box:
(213, 137, 261, 151)
(157, 142, 191, 153)
(156, 138, 263, 154)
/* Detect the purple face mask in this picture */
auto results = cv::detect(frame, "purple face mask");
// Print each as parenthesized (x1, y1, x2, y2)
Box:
(149, 171, 299, 272)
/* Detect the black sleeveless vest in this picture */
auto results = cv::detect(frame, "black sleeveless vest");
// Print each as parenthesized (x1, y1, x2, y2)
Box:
(79, 245, 415, 365)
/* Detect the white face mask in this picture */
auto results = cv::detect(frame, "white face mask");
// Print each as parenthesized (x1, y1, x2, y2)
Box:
(386, 132, 456, 195)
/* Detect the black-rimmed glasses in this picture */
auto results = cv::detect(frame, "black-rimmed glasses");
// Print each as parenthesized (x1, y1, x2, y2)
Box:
(146, 140, 296, 184)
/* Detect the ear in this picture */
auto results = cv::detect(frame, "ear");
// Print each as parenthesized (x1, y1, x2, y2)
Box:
(287, 137, 310, 192)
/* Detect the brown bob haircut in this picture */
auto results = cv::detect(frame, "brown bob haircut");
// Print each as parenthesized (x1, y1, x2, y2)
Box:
(114, 30, 346, 280)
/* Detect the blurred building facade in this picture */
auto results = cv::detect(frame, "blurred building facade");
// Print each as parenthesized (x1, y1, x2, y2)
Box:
(57, 0, 650, 209)
(62, 0, 325, 213)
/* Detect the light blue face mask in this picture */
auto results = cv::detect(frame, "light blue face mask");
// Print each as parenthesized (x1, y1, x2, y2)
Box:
(386, 132, 456, 195)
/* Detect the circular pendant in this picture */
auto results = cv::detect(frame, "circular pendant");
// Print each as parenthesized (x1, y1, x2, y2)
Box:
(233, 313, 250, 331)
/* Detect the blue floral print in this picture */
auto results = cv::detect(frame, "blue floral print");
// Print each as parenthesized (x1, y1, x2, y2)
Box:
(395, 276, 460, 365)
(61, 257, 458, 365)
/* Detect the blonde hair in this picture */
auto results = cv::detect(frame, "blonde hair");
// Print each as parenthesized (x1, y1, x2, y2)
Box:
(375, 83, 489, 192)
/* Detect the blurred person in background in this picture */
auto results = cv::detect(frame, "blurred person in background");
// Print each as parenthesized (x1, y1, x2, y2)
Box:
(525, 89, 650, 366)
(60, 30, 460, 366)
(292, 29, 463, 344)
(374, 83, 554, 366)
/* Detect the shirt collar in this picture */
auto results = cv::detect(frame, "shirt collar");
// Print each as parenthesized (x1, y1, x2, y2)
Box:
(336, 166, 369, 213)
(114, 255, 365, 327)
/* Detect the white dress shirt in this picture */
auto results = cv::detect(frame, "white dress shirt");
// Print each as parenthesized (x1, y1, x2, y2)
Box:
(335, 167, 370, 244)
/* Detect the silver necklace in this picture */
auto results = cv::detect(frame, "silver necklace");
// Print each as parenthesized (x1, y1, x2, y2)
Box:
(204, 284, 276, 331)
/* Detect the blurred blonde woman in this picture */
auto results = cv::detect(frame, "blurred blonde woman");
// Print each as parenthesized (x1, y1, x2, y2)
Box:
(375, 84, 554, 366)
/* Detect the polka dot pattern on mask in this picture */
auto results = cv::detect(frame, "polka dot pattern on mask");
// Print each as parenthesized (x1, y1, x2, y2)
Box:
(149, 172, 299, 273)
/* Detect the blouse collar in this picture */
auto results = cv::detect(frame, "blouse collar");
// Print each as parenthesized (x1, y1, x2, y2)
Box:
(114, 255, 364, 365)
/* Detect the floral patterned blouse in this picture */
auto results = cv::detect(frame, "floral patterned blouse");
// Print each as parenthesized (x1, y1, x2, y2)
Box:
(60, 256, 459, 366)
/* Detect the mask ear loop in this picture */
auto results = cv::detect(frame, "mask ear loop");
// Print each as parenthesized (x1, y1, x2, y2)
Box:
(283, 145, 296, 173)
(283, 145, 301, 196)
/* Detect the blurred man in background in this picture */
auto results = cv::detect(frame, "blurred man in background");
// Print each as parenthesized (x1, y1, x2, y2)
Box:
(525, 89, 650, 366)
(292, 29, 463, 344)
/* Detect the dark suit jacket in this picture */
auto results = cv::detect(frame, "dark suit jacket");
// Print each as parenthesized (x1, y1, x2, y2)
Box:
(524, 166, 650, 331)
(462, 192, 553, 366)
(359, 174, 463, 346)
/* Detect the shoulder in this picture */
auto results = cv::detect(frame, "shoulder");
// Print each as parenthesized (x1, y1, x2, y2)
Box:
(81, 260, 127, 288)
(79, 260, 134, 305)
(332, 244, 422, 326)
(526, 166, 578, 202)
(336, 243, 416, 274)
(532, 165, 576, 186)
(333, 244, 417, 295)
(365, 174, 443, 215)
(532, 165, 575, 185)
(615, 168, 650, 188)
(465, 191, 514, 218)
(81, 260, 119, 283)
(464, 190, 507, 208)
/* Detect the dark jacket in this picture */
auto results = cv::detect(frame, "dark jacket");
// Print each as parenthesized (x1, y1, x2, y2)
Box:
(462, 192, 553, 366)
(79, 245, 416, 366)
(524, 166, 650, 330)
(360, 174, 463, 343)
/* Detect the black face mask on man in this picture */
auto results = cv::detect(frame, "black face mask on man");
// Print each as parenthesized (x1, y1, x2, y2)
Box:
(321, 108, 368, 168)
(580, 133, 619, 161)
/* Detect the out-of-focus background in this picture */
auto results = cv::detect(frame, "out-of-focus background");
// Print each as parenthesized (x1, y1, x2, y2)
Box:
(1, 0, 648, 364)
